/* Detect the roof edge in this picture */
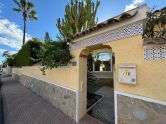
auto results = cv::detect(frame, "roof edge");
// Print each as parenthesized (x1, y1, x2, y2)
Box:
(71, 4, 149, 41)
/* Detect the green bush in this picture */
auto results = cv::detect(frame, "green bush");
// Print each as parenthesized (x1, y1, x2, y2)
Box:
(14, 38, 43, 67)
(41, 41, 72, 69)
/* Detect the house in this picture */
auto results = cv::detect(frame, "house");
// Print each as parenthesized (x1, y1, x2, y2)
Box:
(12, 5, 166, 124)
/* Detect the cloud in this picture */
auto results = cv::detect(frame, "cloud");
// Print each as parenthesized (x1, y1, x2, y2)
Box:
(133, 0, 145, 4)
(0, 18, 32, 50)
(125, 0, 145, 11)
(125, 4, 137, 11)
(0, 2, 32, 63)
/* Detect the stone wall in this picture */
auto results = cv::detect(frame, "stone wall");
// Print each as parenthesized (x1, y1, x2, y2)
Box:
(12, 73, 77, 121)
(117, 94, 166, 124)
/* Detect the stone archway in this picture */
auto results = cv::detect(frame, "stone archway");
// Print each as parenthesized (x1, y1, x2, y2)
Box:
(80, 44, 112, 57)
(78, 44, 115, 123)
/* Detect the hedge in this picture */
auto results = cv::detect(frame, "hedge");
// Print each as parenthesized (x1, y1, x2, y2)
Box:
(14, 39, 43, 67)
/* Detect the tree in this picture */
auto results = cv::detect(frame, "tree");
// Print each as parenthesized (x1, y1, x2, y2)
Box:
(2, 51, 17, 67)
(40, 41, 72, 75)
(44, 32, 52, 43)
(14, 38, 44, 67)
(56, 0, 100, 41)
(13, 0, 37, 45)
(2, 39, 44, 67)
(143, 7, 166, 44)
(2, 51, 10, 58)
(40, 0, 100, 74)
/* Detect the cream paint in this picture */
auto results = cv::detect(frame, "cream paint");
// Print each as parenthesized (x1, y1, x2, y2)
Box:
(13, 35, 166, 121)
(105, 35, 166, 101)
(12, 5, 166, 122)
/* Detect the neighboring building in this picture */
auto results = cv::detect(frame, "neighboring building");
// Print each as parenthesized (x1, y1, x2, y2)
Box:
(12, 5, 166, 124)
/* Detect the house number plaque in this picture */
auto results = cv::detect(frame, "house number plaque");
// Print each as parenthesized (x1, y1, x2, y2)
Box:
(118, 64, 136, 85)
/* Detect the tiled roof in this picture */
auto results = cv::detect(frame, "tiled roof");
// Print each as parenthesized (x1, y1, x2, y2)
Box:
(71, 5, 144, 40)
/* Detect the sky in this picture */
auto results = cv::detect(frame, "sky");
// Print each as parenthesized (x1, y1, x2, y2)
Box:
(0, 0, 166, 64)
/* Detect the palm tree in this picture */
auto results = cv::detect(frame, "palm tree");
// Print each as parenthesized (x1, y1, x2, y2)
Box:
(13, 0, 37, 45)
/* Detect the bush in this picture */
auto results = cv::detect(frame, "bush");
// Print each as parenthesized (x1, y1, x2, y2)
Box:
(3, 37, 73, 75)
(41, 41, 72, 69)
(14, 38, 43, 67)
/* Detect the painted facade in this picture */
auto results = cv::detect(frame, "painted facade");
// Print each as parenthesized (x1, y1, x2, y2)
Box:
(12, 5, 166, 124)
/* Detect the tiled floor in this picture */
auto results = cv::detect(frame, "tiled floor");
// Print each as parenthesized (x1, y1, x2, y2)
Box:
(88, 86, 115, 124)
(0, 76, 104, 124)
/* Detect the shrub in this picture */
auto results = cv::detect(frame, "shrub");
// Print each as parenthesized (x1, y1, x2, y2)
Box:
(14, 38, 43, 67)
(41, 41, 72, 69)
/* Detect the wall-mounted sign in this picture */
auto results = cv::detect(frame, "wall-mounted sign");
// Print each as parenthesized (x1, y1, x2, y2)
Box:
(118, 64, 136, 85)
(71, 61, 77, 66)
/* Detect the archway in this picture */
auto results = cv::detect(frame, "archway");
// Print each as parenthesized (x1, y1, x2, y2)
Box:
(79, 44, 115, 124)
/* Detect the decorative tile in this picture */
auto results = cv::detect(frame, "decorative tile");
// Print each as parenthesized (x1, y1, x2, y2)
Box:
(71, 22, 143, 50)
(144, 46, 166, 60)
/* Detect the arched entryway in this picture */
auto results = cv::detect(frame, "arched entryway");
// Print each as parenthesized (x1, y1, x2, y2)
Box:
(78, 44, 115, 124)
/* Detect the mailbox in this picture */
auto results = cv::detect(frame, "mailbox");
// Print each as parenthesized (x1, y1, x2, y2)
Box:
(118, 64, 136, 85)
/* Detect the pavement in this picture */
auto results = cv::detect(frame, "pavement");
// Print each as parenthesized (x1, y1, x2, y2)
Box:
(0, 87, 3, 124)
(0, 76, 103, 124)
(88, 87, 115, 124)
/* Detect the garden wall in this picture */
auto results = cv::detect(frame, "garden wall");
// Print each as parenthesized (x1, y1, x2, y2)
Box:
(105, 35, 166, 101)
(13, 66, 79, 90)
(12, 67, 79, 121)
(104, 35, 166, 124)
(117, 94, 166, 124)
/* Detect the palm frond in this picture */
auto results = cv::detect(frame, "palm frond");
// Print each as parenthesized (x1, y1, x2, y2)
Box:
(29, 15, 37, 20)
(20, 0, 26, 8)
(13, 0, 21, 7)
(29, 10, 37, 15)
(13, 8, 22, 13)
(27, 2, 34, 9)
(29, 10, 37, 20)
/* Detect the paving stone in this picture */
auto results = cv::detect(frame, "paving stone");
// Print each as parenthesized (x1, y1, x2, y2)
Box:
(1, 77, 103, 124)
(0, 90, 3, 124)
(88, 86, 115, 124)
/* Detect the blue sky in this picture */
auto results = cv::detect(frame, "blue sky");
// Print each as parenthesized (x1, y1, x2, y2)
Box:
(0, 0, 166, 64)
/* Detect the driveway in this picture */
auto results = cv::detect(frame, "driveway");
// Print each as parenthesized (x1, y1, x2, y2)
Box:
(88, 86, 115, 124)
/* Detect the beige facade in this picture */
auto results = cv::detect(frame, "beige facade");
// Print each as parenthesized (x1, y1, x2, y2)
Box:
(105, 35, 166, 101)
(13, 5, 166, 124)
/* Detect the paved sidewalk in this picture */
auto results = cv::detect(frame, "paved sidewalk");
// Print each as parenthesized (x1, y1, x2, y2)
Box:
(0, 88, 3, 124)
(1, 77, 103, 124)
